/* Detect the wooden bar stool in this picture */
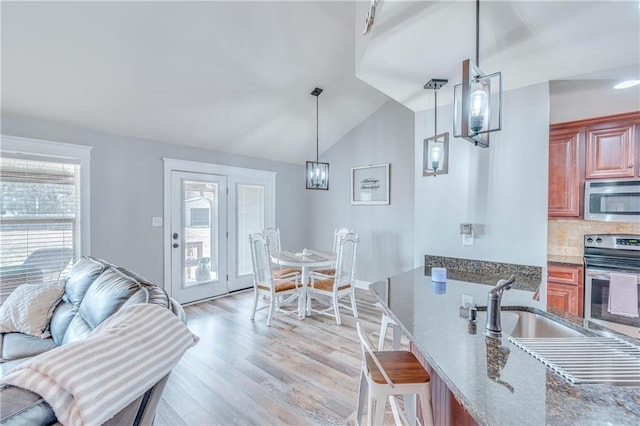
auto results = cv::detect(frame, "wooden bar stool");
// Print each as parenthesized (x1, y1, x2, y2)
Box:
(356, 322, 434, 426)
(378, 313, 403, 351)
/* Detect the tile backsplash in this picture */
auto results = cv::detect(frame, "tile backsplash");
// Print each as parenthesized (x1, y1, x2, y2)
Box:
(548, 219, 640, 256)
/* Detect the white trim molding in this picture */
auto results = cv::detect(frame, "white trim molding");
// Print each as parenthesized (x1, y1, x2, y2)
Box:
(1, 134, 92, 257)
(162, 157, 277, 295)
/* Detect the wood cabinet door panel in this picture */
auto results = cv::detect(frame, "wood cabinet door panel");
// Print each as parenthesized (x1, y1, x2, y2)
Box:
(547, 264, 584, 317)
(586, 123, 635, 179)
(548, 129, 582, 217)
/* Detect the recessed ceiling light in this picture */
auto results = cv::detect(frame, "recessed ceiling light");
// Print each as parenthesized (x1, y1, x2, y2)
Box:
(613, 80, 640, 89)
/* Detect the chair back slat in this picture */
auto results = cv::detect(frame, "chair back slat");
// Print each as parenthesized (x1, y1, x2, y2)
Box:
(335, 232, 358, 287)
(356, 321, 395, 387)
(332, 228, 352, 253)
(249, 233, 274, 290)
(262, 227, 281, 254)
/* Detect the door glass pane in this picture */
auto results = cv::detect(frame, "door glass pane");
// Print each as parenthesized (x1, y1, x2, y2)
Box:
(183, 180, 218, 287)
(237, 184, 264, 276)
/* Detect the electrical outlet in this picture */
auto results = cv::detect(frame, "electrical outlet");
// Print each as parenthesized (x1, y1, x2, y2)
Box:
(462, 234, 474, 245)
(151, 217, 163, 227)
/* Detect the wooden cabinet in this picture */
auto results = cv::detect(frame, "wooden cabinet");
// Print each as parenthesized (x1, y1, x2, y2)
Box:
(548, 128, 583, 217)
(586, 120, 637, 179)
(548, 112, 640, 217)
(547, 263, 584, 317)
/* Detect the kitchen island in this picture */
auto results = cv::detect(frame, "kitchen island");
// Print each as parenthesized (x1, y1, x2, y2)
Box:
(370, 267, 640, 426)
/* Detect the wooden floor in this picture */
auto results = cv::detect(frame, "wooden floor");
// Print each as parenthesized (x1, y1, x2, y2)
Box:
(155, 288, 397, 426)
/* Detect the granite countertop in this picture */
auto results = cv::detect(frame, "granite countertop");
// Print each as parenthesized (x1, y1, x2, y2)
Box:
(370, 267, 640, 426)
(547, 255, 584, 266)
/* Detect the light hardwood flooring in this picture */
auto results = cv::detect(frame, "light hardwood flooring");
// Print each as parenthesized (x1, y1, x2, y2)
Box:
(155, 288, 399, 426)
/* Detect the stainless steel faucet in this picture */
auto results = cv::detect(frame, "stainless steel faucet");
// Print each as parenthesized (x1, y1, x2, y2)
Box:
(484, 275, 516, 338)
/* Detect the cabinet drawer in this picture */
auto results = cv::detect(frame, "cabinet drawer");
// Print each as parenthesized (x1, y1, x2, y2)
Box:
(547, 264, 583, 286)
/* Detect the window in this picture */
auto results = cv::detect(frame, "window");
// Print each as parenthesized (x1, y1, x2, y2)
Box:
(0, 136, 91, 302)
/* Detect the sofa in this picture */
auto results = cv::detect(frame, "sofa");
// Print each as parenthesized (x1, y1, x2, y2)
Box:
(0, 256, 190, 426)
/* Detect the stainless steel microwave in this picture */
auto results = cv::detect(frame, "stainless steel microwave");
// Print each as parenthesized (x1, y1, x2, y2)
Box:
(584, 179, 640, 222)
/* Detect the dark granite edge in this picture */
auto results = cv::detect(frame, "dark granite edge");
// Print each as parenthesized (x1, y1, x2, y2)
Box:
(424, 255, 543, 292)
(424, 266, 542, 292)
(367, 284, 489, 426)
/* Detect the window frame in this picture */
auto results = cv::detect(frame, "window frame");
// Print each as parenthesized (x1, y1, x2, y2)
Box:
(1, 135, 92, 257)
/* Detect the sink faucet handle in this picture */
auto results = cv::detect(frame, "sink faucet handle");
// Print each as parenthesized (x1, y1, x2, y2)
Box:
(490, 274, 516, 296)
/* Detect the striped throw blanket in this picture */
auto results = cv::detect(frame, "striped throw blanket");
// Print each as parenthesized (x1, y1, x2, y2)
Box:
(1, 303, 199, 426)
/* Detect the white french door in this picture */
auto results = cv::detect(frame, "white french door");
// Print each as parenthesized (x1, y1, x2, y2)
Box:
(170, 171, 227, 303)
(164, 159, 275, 305)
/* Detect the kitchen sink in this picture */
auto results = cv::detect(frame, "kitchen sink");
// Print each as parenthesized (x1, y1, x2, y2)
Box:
(476, 309, 640, 385)
(500, 310, 585, 338)
(476, 309, 585, 338)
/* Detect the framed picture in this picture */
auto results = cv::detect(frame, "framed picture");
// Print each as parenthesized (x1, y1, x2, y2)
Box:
(351, 163, 390, 205)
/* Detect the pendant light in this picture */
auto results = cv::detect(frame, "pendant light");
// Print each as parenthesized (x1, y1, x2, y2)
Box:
(453, 0, 502, 148)
(306, 87, 329, 190)
(423, 79, 449, 177)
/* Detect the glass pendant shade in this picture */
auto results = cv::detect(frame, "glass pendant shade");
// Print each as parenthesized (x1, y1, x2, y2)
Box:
(423, 133, 449, 177)
(453, 59, 502, 148)
(306, 161, 329, 190)
(430, 144, 442, 171)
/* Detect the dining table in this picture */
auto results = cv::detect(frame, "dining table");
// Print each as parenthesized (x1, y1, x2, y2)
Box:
(271, 248, 335, 317)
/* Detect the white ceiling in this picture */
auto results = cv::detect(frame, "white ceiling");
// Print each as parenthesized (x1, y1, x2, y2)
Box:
(358, 0, 640, 111)
(1, 1, 389, 165)
(2, 1, 639, 165)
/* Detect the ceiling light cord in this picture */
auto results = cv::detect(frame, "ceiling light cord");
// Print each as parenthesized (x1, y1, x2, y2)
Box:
(475, 0, 480, 66)
(434, 88, 438, 135)
(316, 94, 319, 164)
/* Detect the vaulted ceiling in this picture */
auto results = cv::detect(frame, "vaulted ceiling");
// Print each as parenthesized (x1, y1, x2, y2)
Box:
(2, 1, 638, 165)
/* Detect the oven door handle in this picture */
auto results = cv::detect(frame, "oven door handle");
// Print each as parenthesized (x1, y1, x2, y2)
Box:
(587, 269, 640, 283)
(586, 270, 611, 280)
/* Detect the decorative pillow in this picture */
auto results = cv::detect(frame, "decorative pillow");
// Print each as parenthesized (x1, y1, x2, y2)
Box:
(0, 282, 65, 338)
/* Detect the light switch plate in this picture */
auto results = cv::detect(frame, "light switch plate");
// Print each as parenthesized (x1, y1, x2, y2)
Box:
(151, 217, 163, 227)
(461, 294, 473, 306)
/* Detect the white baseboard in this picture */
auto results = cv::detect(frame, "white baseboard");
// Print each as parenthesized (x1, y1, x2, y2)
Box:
(354, 279, 372, 290)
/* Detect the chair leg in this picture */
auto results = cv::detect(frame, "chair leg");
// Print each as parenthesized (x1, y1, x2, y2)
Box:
(251, 289, 259, 320)
(350, 288, 359, 319)
(419, 384, 434, 426)
(355, 370, 367, 426)
(372, 395, 386, 426)
(333, 293, 342, 325)
(267, 294, 275, 326)
(366, 395, 375, 426)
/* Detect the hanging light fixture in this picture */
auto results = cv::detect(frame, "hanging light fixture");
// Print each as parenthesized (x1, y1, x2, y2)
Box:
(306, 87, 329, 190)
(453, 0, 502, 148)
(423, 78, 449, 177)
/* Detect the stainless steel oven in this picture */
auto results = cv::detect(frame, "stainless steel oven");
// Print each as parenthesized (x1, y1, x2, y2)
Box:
(584, 234, 640, 338)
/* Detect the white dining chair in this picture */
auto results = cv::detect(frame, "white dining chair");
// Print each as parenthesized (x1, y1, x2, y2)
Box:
(262, 227, 300, 279)
(314, 228, 354, 276)
(307, 232, 359, 325)
(355, 322, 434, 426)
(249, 233, 303, 326)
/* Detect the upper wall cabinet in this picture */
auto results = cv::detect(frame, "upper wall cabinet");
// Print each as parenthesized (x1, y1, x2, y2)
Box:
(585, 115, 639, 179)
(548, 127, 583, 217)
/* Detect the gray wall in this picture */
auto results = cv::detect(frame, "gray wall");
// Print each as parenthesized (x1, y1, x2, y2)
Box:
(1, 114, 308, 288)
(306, 100, 415, 282)
(550, 80, 640, 124)
(414, 82, 550, 268)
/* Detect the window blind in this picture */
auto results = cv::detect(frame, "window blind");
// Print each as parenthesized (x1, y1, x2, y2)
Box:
(0, 155, 80, 302)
